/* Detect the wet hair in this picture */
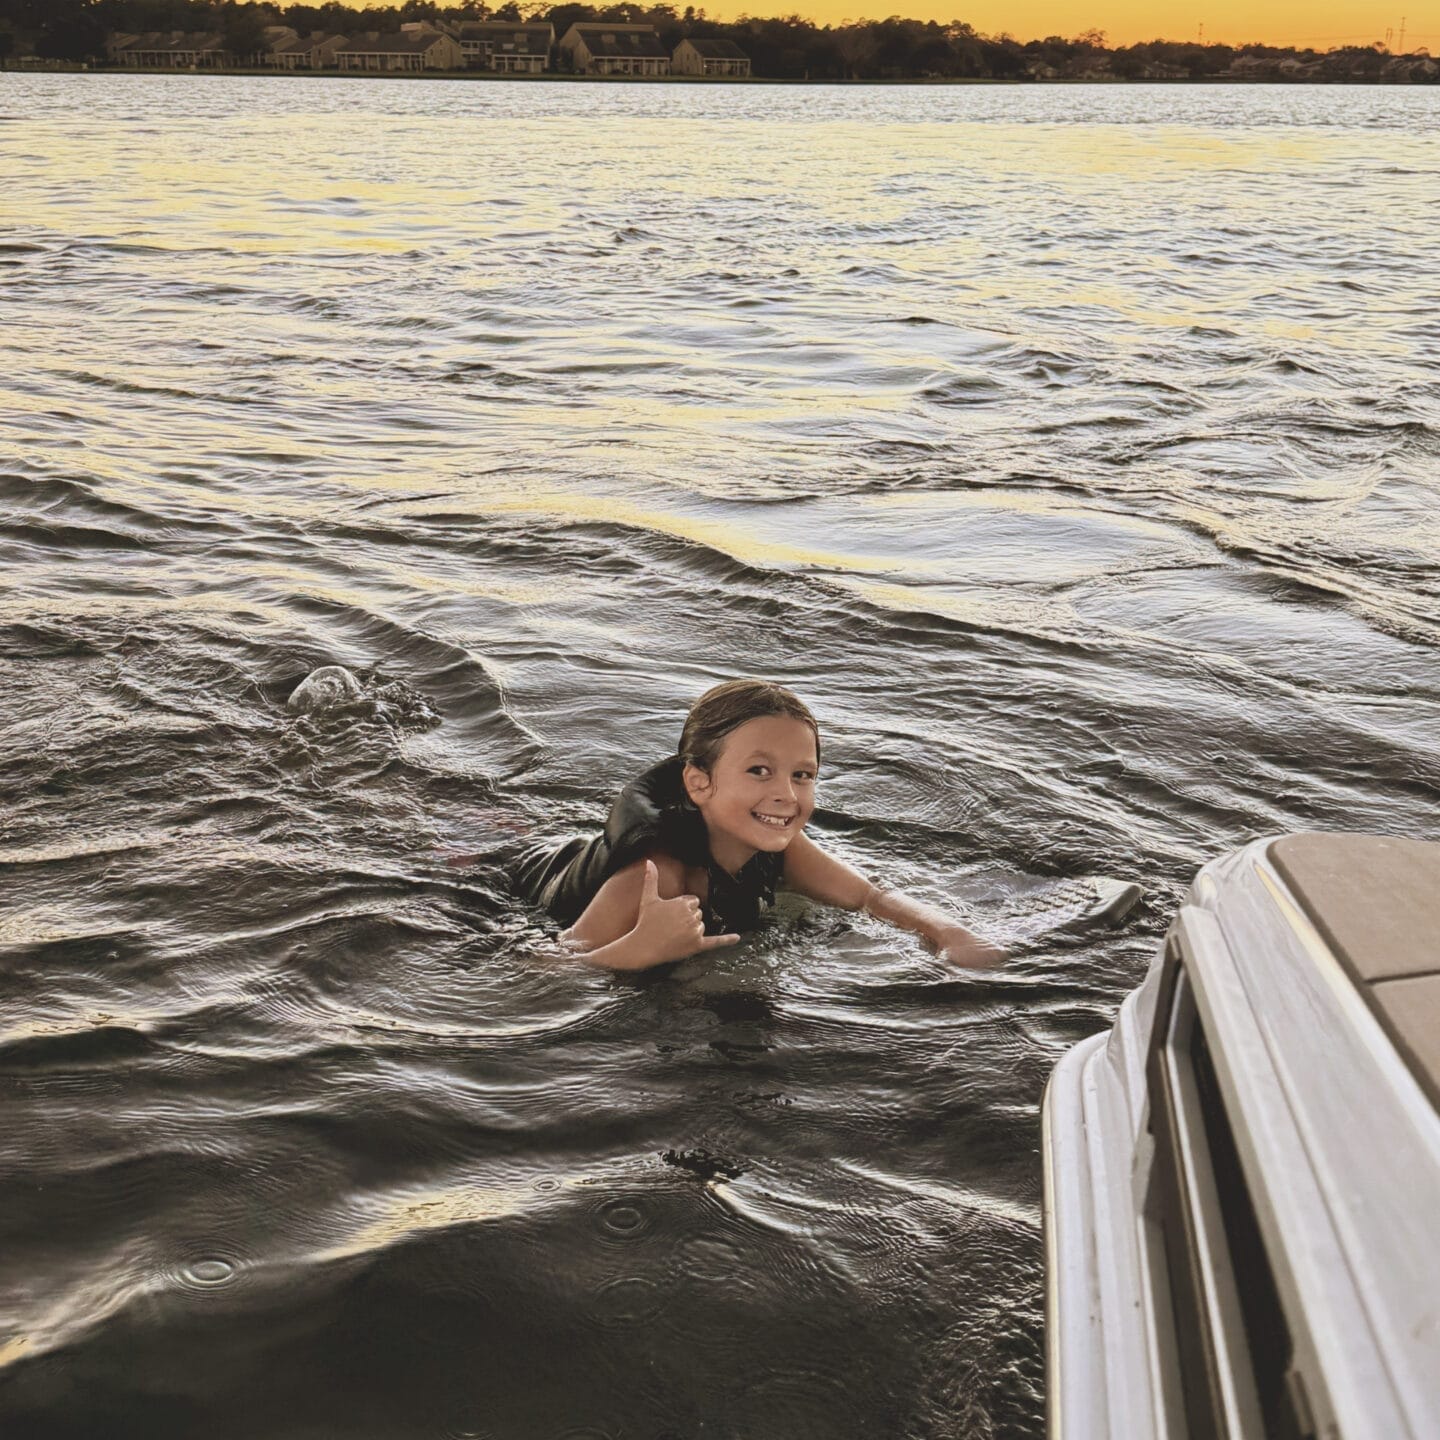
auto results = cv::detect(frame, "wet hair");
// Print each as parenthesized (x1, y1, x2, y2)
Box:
(678, 679, 820, 773)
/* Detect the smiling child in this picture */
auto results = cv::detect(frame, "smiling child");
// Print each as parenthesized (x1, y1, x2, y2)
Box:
(517, 679, 1002, 972)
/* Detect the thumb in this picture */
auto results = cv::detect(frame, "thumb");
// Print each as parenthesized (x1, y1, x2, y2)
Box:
(639, 859, 660, 905)
(698, 932, 741, 950)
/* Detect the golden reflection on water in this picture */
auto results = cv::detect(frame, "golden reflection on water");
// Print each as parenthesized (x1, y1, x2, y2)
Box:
(476, 489, 912, 574)
(0, 1337, 33, 1368)
(5, 81, 1435, 652)
(316, 1179, 574, 1261)
(7, 110, 1406, 327)
(0, 832, 159, 866)
(458, 482, 1192, 592)
(850, 578, 1079, 638)
(9, 82, 1429, 569)
(0, 908, 127, 949)
(0, 1012, 151, 1046)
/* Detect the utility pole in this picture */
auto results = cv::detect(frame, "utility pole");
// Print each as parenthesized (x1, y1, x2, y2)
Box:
(1198, 21, 1204, 42)
(1398, 16, 1407, 50)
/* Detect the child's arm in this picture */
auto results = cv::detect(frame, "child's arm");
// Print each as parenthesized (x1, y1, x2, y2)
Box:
(782, 831, 1004, 968)
(562, 857, 740, 972)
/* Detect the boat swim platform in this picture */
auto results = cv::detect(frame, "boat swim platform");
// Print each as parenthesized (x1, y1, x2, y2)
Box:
(1269, 832, 1440, 1109)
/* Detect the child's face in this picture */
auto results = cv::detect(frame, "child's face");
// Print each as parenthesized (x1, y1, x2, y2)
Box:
(683, 714, 818, 871)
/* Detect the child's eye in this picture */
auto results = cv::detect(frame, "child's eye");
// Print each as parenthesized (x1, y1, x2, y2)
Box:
(748, 765, 771, 777)
(794, 772, 816, 783)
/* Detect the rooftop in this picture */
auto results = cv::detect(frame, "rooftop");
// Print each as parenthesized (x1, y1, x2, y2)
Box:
(571, 26, 668, 59)
(117, 31, 226, 53)
(684, 38, 749, 60)
(336, 32, 453, 55)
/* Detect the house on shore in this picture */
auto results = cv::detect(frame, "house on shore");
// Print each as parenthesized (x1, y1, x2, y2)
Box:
(558, 24, 670, 76)
(1227, 54, 1279, 78)
(447, 22, 553, 73)
(109, 31, 230, 67)
(335, 25, 464, 73)
(262, 27, 348, 70)
(672, 38, 750, 78)
(1137, 60, 1188, 79)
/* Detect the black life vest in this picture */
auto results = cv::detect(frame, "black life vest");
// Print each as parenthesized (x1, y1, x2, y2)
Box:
(516, 757, 782, 936)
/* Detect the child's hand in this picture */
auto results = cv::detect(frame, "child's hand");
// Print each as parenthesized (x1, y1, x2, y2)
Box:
(633, 860, 740, 964)
(932, 925, 1006, 969)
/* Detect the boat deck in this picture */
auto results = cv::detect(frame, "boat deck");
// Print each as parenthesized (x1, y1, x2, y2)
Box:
(1270, 832, 1440, 1109)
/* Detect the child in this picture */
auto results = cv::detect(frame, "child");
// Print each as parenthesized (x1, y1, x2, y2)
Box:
(518, 679, 1003, 972)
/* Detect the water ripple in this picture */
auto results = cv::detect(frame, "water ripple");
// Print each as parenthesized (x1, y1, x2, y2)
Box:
(0, 74, 1437, 1440)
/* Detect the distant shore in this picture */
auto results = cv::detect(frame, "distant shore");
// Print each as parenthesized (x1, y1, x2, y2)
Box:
(12, 5, 1437, 87)
(12, 65, 1439, 86)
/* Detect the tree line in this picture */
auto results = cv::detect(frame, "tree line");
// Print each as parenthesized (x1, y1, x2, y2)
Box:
(1, 0, 1434, 81)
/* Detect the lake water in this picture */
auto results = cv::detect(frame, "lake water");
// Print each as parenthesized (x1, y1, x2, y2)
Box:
(2, 74, 1439, 1438)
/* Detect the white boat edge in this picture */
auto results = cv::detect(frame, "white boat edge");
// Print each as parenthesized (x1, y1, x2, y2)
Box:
(1041, 831, 1440, 1440)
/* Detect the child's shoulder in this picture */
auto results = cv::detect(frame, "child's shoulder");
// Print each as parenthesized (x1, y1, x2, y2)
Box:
(614, 754, 685, 812)
(604, 756, 706, 868)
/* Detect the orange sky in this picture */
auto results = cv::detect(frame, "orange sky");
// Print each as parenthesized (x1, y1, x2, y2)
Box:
(348, 1, 1440, 49)
(698, 1, 1439, 49)
(351, 1, 1440, 49)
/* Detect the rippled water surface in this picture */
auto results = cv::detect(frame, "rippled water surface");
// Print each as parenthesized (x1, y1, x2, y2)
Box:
(3, 74, 1439, 1438)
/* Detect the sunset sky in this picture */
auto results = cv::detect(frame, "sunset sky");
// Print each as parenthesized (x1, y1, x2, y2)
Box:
(697, 1, 1438, 49)
(344, 0, 1440, 49)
